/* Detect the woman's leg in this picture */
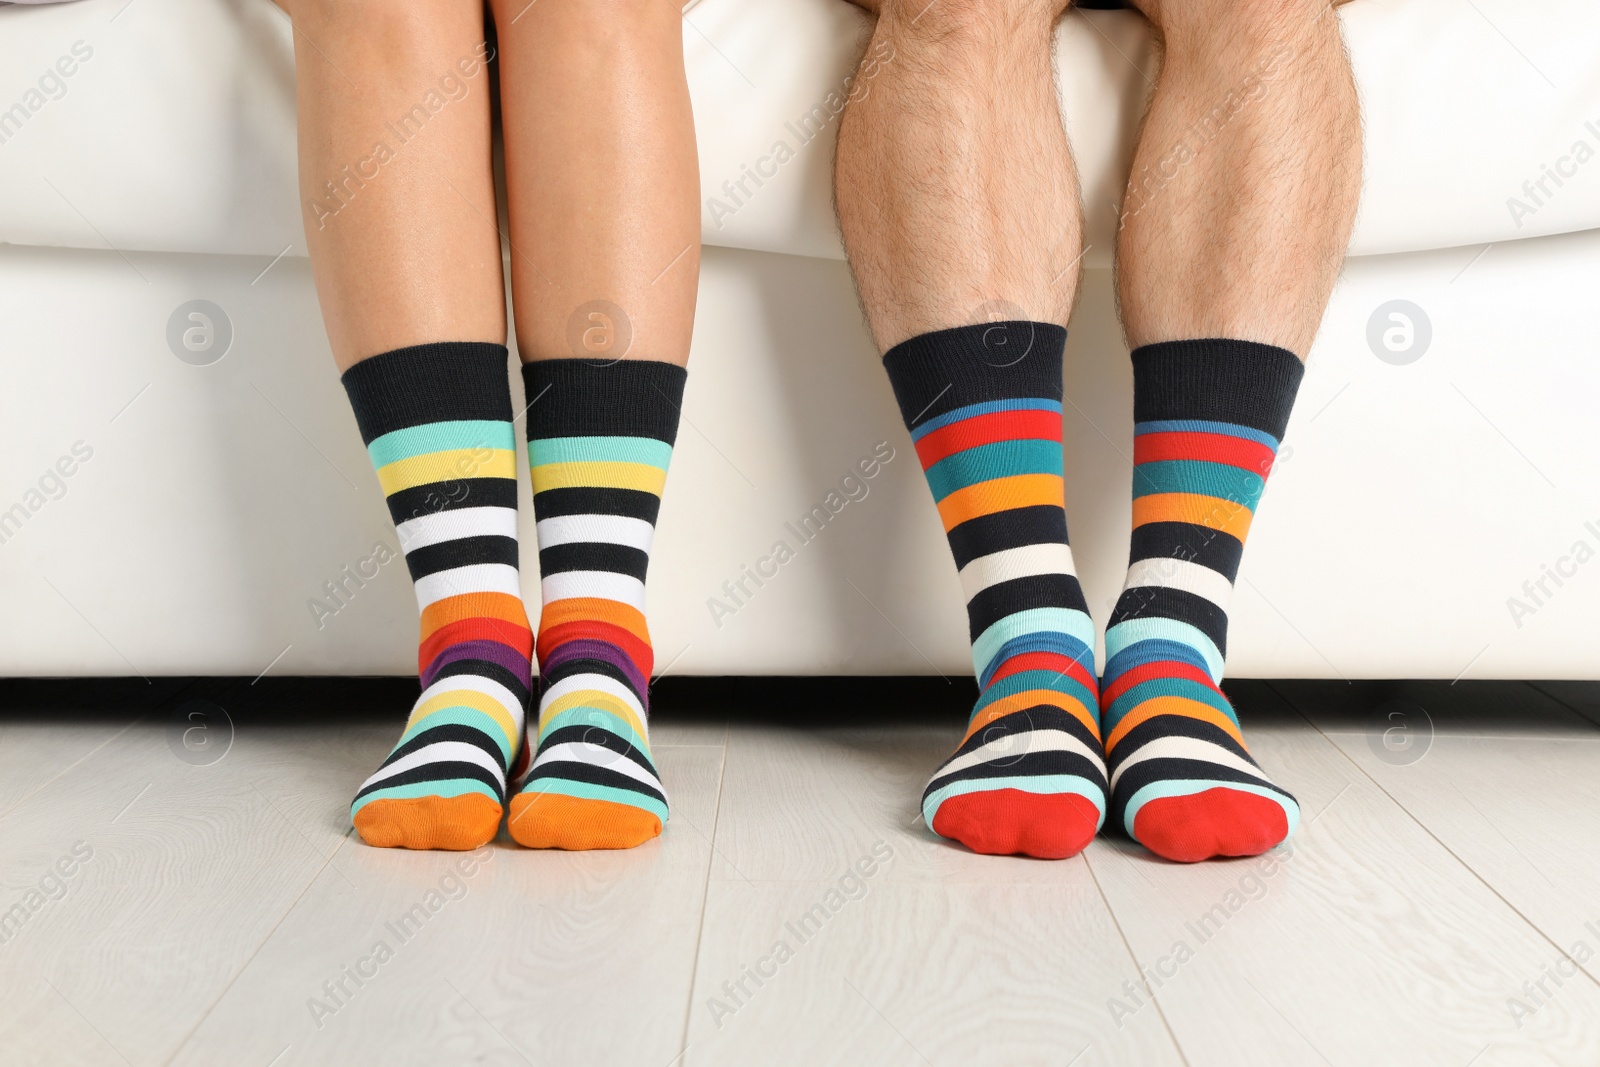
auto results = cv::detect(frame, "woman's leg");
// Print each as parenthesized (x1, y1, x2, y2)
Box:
(287, 0, 532, 849)
(488, 0, 699, 849)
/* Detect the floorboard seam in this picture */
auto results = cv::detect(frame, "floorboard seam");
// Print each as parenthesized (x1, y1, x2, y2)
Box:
(1080, 852, 1194, 1067)
(159, 830, 355, 1067)
(675, 725, 730, 1067)
(1265, 681, 1600, 997)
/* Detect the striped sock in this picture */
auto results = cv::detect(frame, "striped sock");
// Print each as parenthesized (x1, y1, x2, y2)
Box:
(343, 343, 533, 851)
(1103, 339, 1304, 863)
(884, 322, 1107, 859)
(509, 358, 684, 850)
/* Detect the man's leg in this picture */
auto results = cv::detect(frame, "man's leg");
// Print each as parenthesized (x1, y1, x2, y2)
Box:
(287, 0, 532, 849)
(836, 0, 1109, 858)
(489, 0, 699, 849)
(1103, 0, 1361, 861)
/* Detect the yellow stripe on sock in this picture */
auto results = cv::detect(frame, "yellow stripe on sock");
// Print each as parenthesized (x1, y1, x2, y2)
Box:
(377, 448, 517, 496)
(1132, 492, 1254, 540)
(407, 688, 520, 750)
(531, 460, 668, 496)
(540, 688, 649, 742)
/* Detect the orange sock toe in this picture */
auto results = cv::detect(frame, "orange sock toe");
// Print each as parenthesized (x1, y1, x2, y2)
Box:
(352, 794, 503, 851)
(508, 793, 662, 851)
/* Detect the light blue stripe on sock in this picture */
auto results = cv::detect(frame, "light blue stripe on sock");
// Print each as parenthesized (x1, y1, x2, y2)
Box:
(351, 777, 500, 817)
(399, 706, 515, 764)
(1105, 618, 1224, 683)
(528, 435, 673, 470)
(1134, 419, 1280, 449)
(1122, 778, 1299, 839)
(539, 706, 653, 762)
(923, 775, 1106, 832)
(923, 439, 1063, 501)
(368, 419, 515, 467)
(910, 398, 1061, 440)
(972, 607, 1096, 682)
(976, 631, 1097, 690)
(520, 778, 669, 824)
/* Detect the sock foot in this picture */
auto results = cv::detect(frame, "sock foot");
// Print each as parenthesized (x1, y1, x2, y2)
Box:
(1130, 787, 1292, 863)
(930, 789, 1099, 859)
(508, 792, 662, 850)
(1102, 338, 1306, 863)
(339, 343, 534, 851)
(353, 794, 503, 851)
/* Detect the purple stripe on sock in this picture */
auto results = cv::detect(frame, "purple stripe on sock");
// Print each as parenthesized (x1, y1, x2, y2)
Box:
(540, 638, 648, 700)
(422, 639, 534, 690)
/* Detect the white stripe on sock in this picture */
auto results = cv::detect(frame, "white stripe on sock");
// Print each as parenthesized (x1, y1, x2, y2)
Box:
(1123, 557, 1234, 612)
(1109, 735, 1267, 791)
(414, 563, 523, 610)
(396, 506, 519, 553)
(935, 729, 1103, 781)
(536, 514, 655, 552)
(418, 676, 527, 732)
(530, 741, 661, 789)
(360, 740, 506, 793)
(540, 672, 646, 723)
(540, 571, 646, 610)
(958, 543, 1078, 603)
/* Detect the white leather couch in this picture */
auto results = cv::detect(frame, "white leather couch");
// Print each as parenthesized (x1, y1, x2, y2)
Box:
(2, 0, 1598, 680)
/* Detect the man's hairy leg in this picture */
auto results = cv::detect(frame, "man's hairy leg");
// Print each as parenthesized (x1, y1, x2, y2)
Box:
(836, 0, 1111, 859)
(1103, 0, 1361, 862)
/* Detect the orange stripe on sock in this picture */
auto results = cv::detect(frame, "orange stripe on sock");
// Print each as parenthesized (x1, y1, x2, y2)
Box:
(1105, 695, 1245, 753)
(937, 474, 1064, 532)
(421, 592, 529, 642)
(1132, 492, 1254, 540)
(538, 597, 649, 643)
(961, 689, 1100, 745)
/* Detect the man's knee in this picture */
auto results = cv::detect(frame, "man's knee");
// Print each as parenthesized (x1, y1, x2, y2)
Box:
(876, 0, 1066, 41)
(1143, 0, 1339, 48)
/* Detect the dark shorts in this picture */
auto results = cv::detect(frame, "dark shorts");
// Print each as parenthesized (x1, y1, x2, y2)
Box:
(1075, 1, 1131, 8)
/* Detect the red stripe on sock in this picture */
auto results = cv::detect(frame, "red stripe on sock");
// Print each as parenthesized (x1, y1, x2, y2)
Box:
(915, 409, 1062, 469)
(988, 651, 1098, 699)
(1101, 659, 1220, 706)
(538, 620, 654, 679)
(419, 617, 533, 673)
(1134, 431, 1276, 476)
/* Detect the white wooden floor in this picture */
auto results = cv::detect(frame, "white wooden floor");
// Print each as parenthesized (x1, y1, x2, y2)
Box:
(3, 677, 1599, 1067)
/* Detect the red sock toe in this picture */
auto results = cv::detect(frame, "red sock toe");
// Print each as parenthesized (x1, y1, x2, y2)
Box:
(931, 789, 1101, 859)
(1132, 788, 1289, 863)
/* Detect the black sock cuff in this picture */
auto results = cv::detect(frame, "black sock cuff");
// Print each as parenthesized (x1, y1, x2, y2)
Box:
(1130, 339, 1304, 441)
(522, 359, 688, 445)
(340, 342, 512, 445)
(882, 322, 1066, 430)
